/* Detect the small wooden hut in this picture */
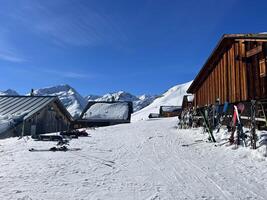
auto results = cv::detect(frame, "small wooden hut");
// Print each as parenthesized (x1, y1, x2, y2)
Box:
(187, 34, 267, 107)
(0, 96, 72, 139)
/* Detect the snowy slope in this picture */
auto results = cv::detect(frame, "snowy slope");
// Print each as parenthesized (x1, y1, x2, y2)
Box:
(0, 89, 19, 96)
(32, 84, 87, 118)
(0, 117, 266, 200)
(132, 81, 192, 121)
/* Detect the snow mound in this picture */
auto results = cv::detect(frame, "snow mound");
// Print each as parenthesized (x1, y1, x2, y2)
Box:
(0, 112, 28, 138)
(132, 81, 192, 121)
(32, 84, 86, 118)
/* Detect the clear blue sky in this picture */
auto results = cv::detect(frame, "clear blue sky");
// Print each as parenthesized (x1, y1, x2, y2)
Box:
(0, 0, 266, 96)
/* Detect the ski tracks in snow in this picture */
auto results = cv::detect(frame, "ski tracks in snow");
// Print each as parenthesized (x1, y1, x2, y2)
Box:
(0, 118, 267, 200)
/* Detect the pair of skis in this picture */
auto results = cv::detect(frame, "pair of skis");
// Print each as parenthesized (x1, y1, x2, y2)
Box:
(229, 103, 247, 147)
(250, 100, 257, 149)
(200, 108, 216, 143)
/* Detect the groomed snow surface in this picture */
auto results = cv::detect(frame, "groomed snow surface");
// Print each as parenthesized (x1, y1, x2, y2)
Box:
(1, 117, 266, 200)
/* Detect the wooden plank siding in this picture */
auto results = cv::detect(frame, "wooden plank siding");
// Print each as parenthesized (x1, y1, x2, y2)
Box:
(190, 35, 267, 108)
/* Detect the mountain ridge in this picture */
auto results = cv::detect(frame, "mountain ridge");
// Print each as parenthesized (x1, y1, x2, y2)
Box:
(0, 81, 192, 118)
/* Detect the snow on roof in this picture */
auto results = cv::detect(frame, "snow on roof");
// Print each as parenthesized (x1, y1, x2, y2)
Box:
(82, 102, 130, 120)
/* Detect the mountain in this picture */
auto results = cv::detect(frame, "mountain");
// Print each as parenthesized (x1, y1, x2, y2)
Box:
(87, 91, 158, 112)
(133, 94, 159, 112)
(32, 84, 87, 118)
(132, 81, 193, 121)
(85, 95, 101, 102)
(95, 91, 139, 102)
(0, 89, 19, 96)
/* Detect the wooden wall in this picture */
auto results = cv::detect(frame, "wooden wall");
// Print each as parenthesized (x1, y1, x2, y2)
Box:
(194, 40, 267, 107)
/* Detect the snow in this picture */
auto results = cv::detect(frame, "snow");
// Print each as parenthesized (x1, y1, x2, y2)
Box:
(0, 119, 11, 134)
(132, 81, 192, 121)
(0, 112, 28, 137)
(0, 117, 266, 200)
(83, 102, 129, 120)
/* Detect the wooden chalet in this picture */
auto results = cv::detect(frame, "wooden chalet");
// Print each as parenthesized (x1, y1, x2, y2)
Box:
(187, 34, 267, 107)
(0, 96, 72, 139)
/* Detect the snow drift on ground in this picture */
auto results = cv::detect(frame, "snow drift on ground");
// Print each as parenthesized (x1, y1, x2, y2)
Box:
(132, 81, 192, 121)
(32, 84, 87, 118)
(0, 117, 266, 200)
(83, 102, 129, 120)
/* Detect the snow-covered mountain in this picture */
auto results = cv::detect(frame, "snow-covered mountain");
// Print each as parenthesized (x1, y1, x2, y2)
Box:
(32, 84, 87, 118)
(95, 91, 139, 102)
(87, 91, 158, 112)
(0, 89, 19, 96)
(132, 81, 193, 121)
(133, 94, 159, 112)
(85, 95, 101, 102)
(1, 81, 191, 119)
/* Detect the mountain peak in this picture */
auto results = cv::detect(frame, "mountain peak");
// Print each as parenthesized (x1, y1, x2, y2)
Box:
(0, 89, 19, 96)
(33, 84, 86, 118)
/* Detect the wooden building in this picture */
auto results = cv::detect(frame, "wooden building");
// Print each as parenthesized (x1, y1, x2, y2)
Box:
(73, 101, 133, 128)
(159, 106, 182, 117)
(187, 34, 267, 107)
(0, 96, 72, 139)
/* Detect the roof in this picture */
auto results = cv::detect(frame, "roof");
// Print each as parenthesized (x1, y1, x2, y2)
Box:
(160, 106, 182, 112)
(187, 33, 267, 93)
(0, 96, 72, 121)
(80, 101, 133, 119)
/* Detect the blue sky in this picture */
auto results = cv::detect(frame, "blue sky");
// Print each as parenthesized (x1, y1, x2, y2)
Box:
(0, 0, 266, 96)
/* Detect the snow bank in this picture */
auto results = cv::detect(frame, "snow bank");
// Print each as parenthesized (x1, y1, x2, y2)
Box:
(132, 81, 192, 121)
(83, 102, 129, 120)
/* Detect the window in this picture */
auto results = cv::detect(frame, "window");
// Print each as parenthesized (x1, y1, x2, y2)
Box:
(259, 59, 266, 77)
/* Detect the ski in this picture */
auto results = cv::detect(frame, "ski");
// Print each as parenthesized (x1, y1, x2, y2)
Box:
(29, 146, 81, 152)
(235, 104, 247, 147)
(200, 109, 216, 142)
(250, 100, 257, 149)
(216, 101, 229, 133)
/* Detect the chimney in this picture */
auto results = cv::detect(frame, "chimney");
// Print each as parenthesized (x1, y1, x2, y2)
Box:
(30, 89, 34, 96)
